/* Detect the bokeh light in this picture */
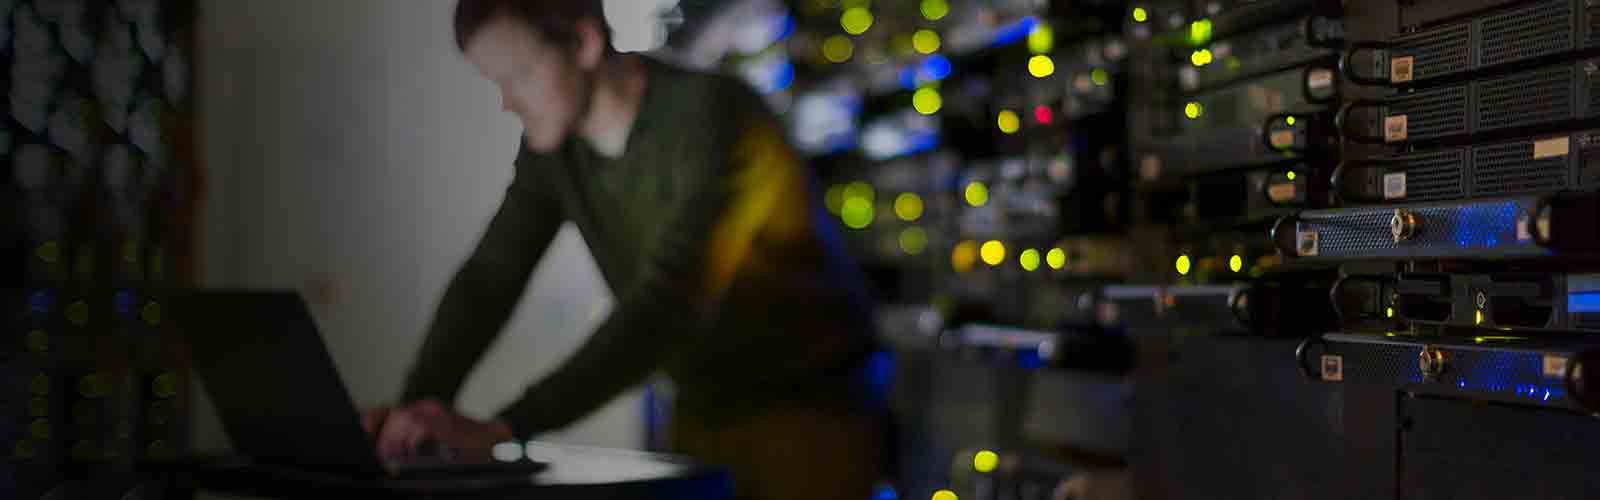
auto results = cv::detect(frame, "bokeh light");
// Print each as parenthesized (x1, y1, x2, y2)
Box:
(894, 193, 924, 221)
(981, 241, 1006, 266)
(965, 181, 989, 206)
(913, 29, 941, 54)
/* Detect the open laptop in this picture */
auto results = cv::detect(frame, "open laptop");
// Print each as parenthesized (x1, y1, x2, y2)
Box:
(175, 290, 548, 485)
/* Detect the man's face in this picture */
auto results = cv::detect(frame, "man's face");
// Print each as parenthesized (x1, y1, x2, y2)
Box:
(464, 16, 586, 153)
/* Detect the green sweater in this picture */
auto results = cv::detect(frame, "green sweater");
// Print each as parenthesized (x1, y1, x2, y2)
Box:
(398, 58, 876, 440)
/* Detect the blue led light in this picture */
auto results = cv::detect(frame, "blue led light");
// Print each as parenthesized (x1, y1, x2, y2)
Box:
(770, 62, 795, 92)
(114, 291, 136, 314)
(28, 290, 53, 314)
(775, 14, 796, 43)
(1016, 348, 1044, 370)
(874, 485, 899, 500)
(1449, 202, 1519, 249)
(923, 55, 952, 80)
(990, 16, 1040, 47)
(1570, 292, 1600, 313)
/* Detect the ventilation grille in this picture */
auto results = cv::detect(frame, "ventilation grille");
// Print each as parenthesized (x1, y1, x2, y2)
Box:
(1299, 200, 1525, 257)
(1473, 139, 1570, 196)
(1334, 342, 1424, 384)
(1388, 85, 1470, 142)
(1393, 22, 1473, 81)
(1588, 3, 1600, 49)
(1476, 64, 1575, 132)
(1387, 149, 1467, 201)
(1479, 0, 1575, 68)
(1329, 339, 1569, 403)
(1587, 62, 1600, 116)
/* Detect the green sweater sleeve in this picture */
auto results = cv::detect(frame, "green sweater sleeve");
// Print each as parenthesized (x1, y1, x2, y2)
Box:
(399, 145, 565, 406)
(494, 98, 802, 439)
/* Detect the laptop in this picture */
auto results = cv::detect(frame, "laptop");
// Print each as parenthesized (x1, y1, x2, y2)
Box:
(175, 290, 548, 486)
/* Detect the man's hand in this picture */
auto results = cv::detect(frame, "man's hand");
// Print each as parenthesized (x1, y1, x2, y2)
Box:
(367, 399, 516, 462)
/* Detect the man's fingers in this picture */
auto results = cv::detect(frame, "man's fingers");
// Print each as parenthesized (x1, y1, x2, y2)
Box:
(376, 409, 427, 459)
(361, 407, 391, 435)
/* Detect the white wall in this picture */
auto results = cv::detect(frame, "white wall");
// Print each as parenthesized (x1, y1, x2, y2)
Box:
(192, 0, 643, 455)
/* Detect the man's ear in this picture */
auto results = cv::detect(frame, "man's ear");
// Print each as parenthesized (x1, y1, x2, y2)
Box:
(573, 18, 607, 70)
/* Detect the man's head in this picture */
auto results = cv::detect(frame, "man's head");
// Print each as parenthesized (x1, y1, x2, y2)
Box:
(456, 0, 612, 152)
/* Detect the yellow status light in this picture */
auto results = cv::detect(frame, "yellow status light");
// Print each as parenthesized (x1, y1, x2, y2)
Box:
(1476, 309, 1485, 325)
(1184, 102, 1203, 119)
(913, 29, 941, 54)
(840, 197, 874, 229)
(981, 241, 1006, 266)
(894, 193, 924, 221)
(952, 240, 979, 273)
(842, 7, 874, 35)
(1091, 68, 1109, 86)
(913, 87, 943, 115)
(1175, 254, 1192, 275)
(1027, 24, 1054, 54)
(933, 490, 960, 500)
(1132, 7, 1149, 23)
(998, 110, 1021, 134)
(1386, 307, 1395, 318)
(899, 226, 929, 255)
(965, 181, 990, 206)
(1190, 49, 1214, 66)
(974, 450, 1000, 473)
(1286, 116, 1297, 126)
(921, 0, 950, 21)
(1046, 248, 1066, 270)
(1028, 55, 1056, 78)
(822, 35, 855, 63)
(1020, 249, 1041, 271)
(1228, 254, 1243, 273)
(1286, 171, 1297, 181)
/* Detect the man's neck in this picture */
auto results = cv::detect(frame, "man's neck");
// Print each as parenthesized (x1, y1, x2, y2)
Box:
(577, 55, 649, 159)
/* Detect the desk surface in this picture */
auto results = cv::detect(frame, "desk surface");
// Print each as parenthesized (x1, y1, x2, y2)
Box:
(191, 443, 733, 500)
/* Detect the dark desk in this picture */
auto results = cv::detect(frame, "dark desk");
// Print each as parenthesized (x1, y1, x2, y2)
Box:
(191, 443, 733, 500)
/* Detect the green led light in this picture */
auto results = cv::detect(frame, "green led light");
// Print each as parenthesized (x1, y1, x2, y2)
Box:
(1091, 68, 1108, 86)
(1046, 248, 1067, 270)
(899, 226, 928, 255)
(965, 182, 990, 207)
(1132, 7, 1148, 23)
(841, 7, 874, 35)
(841, 197, 874, 229)
(1020, 249, 1041, 271)
(1189, 18, 1213, 45)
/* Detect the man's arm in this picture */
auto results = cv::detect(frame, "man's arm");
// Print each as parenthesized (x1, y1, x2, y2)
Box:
(494, 111, 811, 440)
(398, 147, 566, 406)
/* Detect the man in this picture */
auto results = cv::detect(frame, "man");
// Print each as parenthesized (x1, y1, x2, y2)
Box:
(361, 1, 885, 499)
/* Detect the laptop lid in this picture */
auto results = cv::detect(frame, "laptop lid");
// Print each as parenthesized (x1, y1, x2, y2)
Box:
(175, 290, 385, 476)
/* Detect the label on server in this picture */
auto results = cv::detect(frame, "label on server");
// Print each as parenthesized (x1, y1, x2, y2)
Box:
(1269, 130, 1296, 149)
(1297, 231, 1320, 256)
(1321, 354, 1344, 381)
(1391, 56, 1414, 83)
(1307, 68, 1335, 92)
(1544, 355, 1569, 378)
(1534, 136, 1571, 159)
(1385, 115, 1408, 142)
(1268, 182, 1297, 203)
(1383, 172, 1407, 199)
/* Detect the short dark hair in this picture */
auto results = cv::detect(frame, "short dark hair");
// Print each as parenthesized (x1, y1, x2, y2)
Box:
(453, 0, 610, 53)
